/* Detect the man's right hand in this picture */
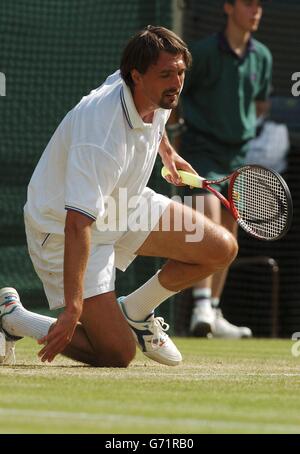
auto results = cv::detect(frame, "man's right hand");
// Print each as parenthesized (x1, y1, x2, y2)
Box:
(37, 307, 81, 363)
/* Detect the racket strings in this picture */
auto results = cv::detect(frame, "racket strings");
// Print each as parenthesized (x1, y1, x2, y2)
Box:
(232, 167, 289, 240)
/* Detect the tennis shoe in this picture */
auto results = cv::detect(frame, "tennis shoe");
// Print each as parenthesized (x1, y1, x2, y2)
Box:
(118, 296, 182, 366)
(0, 329, 6, 362)
(0, 336, 17, 365)
(190, 300, 214, 337)
(190, 301, 252, 339)
(212, 309, 252, 339)
(0, 287, 23, 365)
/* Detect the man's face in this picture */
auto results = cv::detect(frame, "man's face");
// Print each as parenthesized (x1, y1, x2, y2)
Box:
(132, 51, 186, 110)
(225, 0, 263, 32)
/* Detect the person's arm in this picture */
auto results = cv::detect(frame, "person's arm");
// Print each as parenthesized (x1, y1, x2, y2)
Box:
(256, 100, 270, 118)
(255, 50, 272, 122)
(64, 209, 93, 321)
(158, 130, 197, 186)
(255, 48, 273, 104)
(166, 108, 185, 152)
(38, 210, 93, 362)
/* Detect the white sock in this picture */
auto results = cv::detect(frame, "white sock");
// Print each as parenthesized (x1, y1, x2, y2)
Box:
(211, 297, 220, 308)
(193, 287, 212, 310)
(2, 306, 56, 340)
(122, 270, 177, 321)
(0, 330, 6, 357)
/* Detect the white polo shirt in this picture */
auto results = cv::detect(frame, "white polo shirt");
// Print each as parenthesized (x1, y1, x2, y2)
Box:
(24, 70, 171, 239)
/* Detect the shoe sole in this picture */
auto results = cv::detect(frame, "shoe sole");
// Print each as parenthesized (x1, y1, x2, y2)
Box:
(144, 352, 182, 366)
(191, 321, 212, 338)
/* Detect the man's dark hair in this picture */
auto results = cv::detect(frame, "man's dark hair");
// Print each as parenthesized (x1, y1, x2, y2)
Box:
(120, 25, 192, 89)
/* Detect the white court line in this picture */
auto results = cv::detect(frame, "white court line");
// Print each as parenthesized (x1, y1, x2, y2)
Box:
(2, 367, 300, 379)
(0, 408, 299, 433)
(117, 373, 300, 379)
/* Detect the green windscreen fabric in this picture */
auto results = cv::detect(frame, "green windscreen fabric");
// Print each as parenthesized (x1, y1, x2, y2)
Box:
(0, 0, 172, 185)
(0, 0, 173, 313)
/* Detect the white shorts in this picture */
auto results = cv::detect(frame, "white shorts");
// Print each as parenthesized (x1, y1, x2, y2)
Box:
(25, 189, 171, 310)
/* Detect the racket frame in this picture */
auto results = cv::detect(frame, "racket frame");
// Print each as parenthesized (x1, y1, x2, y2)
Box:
(205, 165, 293, 241)
(228, 165, 293, 241)
(161, 165, 293, 241)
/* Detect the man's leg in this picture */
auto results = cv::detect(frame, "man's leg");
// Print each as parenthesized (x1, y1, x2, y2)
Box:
(6, 219, 136, 367)
(188, 198, 252, 338)
(78, 291, 136, 367)
(186, 194, 222, 336)
(60, 291, 136, 366)
(136, 201, 237, 290)
(118, 200, 237, 365)
(209, 207, 252, 338)
(211, 207, 238, 303)
(1, 289, 135, 367)
(122, 200, 237, 320)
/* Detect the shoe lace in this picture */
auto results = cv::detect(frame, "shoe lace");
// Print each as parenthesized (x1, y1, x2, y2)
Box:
(215, 308, 224, 319)
(147, 316, 170, 350)
(4, 341, 16, 365)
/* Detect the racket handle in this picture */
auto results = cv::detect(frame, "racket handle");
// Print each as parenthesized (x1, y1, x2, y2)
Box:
(161, 167, 205, 188)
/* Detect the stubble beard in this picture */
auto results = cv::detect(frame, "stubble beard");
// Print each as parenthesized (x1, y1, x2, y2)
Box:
(158, 94, 179, 110)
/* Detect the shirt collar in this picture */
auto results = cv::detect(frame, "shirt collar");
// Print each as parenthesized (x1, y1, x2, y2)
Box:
(120, 80, 148, 130)
(218, 31, 256, 60)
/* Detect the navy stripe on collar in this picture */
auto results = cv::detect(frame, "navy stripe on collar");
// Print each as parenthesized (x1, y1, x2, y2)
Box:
(120, 86, 134, 129)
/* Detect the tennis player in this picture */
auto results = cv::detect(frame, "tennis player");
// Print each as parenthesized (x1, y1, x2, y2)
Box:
(180, 0, 272, 338)
(0, 26, 237, 367)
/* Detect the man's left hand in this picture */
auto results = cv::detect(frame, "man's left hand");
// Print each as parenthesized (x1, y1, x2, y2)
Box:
(161, 149, 198, 186)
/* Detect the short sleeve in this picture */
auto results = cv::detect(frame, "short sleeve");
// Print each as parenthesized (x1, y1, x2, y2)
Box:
(65, 144, 121, 221)
(255, 50, 273, 101)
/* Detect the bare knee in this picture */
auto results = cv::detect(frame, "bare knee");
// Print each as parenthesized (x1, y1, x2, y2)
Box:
(209, 227, 238, 270)
(103, 349, 136, 368)
(93, 343, 136, 368)
(186, 224, 238, 271)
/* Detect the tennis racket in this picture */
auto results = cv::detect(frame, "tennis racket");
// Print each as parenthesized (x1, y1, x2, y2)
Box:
(161, 165, 293, 241)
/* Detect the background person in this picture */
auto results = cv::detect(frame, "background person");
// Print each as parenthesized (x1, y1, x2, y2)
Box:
(179, 0, 272, 338)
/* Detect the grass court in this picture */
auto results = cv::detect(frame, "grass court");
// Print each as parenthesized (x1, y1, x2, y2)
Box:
(0, 337, 299, 434)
